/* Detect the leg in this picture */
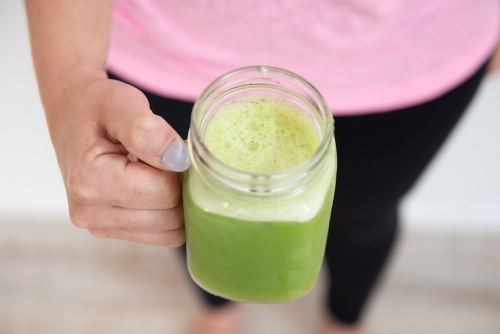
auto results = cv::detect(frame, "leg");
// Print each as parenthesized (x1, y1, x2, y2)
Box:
(324, 59, 489, 331)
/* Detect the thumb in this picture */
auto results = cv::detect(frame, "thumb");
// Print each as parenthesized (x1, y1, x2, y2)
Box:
(102, 84, 191, 172)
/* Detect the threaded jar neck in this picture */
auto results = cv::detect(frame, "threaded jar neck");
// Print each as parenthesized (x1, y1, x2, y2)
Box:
(188, 66, 334, 195)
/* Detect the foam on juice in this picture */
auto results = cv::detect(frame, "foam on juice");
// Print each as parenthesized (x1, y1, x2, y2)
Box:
(188, 94, 336, 222)
(204, 95, 320, 174)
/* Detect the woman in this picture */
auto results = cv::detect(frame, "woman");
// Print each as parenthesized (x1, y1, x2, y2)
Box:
(25, 1, 500, 333)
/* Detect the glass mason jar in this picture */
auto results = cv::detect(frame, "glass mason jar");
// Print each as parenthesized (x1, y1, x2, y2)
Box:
(184, 66, 336, 303)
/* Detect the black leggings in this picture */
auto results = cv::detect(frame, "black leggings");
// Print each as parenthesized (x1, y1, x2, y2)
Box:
(108, 59, 488, 324)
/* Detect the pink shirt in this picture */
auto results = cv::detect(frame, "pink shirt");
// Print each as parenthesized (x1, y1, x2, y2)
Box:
(107, 0, 499, 116)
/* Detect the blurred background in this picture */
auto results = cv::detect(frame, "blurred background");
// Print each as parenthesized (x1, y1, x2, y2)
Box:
(1, 1, 499, 333)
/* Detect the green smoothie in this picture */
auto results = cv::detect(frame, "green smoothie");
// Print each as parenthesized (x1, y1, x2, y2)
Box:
(203, 95, 320, 173)
(184, 94, 336, 302)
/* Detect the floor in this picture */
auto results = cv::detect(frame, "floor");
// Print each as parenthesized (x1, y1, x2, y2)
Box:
(0, 221, 499, 334)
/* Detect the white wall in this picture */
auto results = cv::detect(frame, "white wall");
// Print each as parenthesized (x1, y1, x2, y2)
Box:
(1, 1, 500, 232)
(0, 0, 68, 221)
(401, 73, 500, 234)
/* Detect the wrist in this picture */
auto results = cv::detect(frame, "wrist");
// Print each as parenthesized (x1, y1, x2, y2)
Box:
(41, 67, 107, 121)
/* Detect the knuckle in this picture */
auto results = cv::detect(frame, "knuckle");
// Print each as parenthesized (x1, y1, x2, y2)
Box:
(68, 206, 88, 229)
(130, 114, 163, 151)
(162, 191, 180, 210)
(69, 206, 101, 230)
(159, 173, 181, 208)
(69, 204, 102, 230)
(66, 172, 97, 205)
(138, 170, 180, 209)
(168, 208, 184, 230)
(170, 217, 184, 231)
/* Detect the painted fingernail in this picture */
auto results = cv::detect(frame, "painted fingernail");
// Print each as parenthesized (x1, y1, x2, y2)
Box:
(161, 139, 191, 172)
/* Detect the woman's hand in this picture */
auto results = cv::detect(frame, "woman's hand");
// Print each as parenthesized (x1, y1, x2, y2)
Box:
(48, 76, 190, 246)
(25, 0, 190, 246)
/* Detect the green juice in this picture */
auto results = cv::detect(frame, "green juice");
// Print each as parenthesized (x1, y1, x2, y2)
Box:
(184, 179, 334, 302)
(184, 94, 336, 302)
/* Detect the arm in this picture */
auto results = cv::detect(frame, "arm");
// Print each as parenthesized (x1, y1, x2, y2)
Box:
(25, 0, 190, 246)
(25, 0, 111, 113)
(489, 40, 500, 73)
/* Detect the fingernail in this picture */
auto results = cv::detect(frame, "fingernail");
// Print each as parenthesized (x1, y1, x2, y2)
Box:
(161, 139, 191, 172)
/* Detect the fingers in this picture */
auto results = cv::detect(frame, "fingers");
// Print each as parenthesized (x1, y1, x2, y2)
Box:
(69, 201, 184, 232)
(54, 80, 190, 248)
(101, 83, 191, 172)
(88, 227, 186, 247)
(67, 138, 181, 209)
(94, 152, 181, 209)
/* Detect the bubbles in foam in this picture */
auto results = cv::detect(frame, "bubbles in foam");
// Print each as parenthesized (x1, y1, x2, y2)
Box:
(203, 94, 320, 173)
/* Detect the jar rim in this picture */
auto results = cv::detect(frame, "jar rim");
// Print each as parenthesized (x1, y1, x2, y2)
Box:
(188, 65, 334, 194)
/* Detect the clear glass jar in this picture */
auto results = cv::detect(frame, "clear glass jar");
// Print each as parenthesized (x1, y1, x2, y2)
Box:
(184, 66, 336, 303)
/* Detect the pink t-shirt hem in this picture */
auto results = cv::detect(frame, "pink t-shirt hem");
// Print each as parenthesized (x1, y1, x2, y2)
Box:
(330, 14, 499, 115)
(106, 3, 499, 116)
